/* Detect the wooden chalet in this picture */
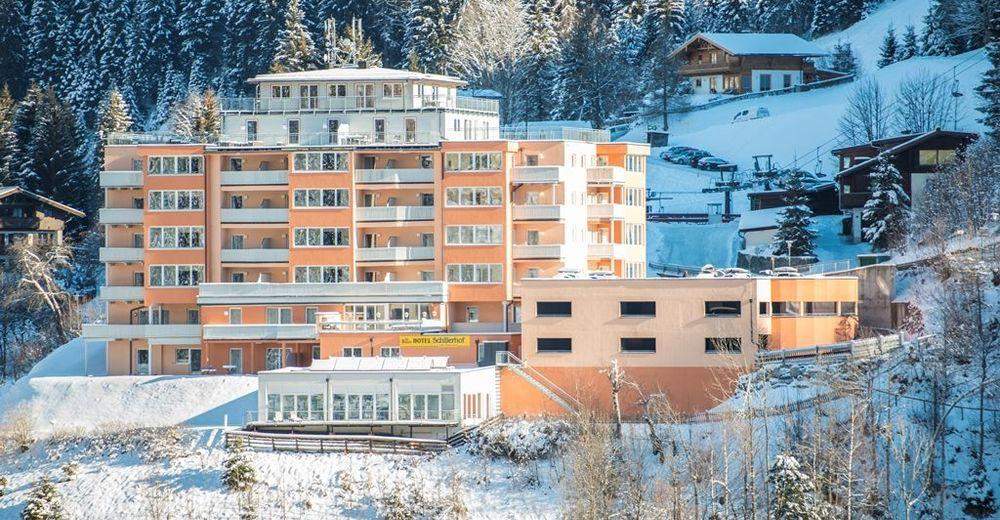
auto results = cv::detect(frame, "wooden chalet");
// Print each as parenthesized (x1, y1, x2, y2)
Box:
(0, 186, 84, 253)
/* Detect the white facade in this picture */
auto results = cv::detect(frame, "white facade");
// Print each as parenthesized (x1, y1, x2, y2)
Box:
(751, 69, 803, 92)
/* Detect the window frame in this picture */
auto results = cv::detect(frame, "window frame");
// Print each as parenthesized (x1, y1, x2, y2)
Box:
(536, 337, 572, 353)
(536, 301, 572, 317)
(705, 337, 742, 354)
(704, 301, 742, 317)
(620, 337, 656, 353)
(620, 301, 656, 318)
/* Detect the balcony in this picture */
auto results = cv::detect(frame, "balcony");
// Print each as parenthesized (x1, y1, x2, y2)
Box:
(98, 285, 144, 301)
(99, 208, 143, 225)
(220, 170, 289, 186)
(587, 243, 632, 258)
(220, 208, 288, 224)
(356, 206, 434, 222)
(220, 248, 290, 263)
(354, 168, 435, 184)
(220, 95, 499, 115)
(587, 203, 629, 220)
(355, 246, 434, 262)
(99, 247, 144, 263)
(512, 166, 568, 184)
(513, 244, 567, 259)
(450, 322, 521, 333)
(318, 319, 446, 333)
(100, 170, 142, 188)
(216, 131, 443, 147)
(512, 205, 564, 221)
(82, 324, 202, 344)
(197, 281, 447, 305)
(202, 324, 317, 341)
(586, 166, 627, 184)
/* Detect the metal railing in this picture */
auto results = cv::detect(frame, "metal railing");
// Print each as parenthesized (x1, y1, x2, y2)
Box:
(495, 351, 583, 410)
(512, 205, 564, 220)
(219, 95, 499, 114)
(513, 244, 566, 259)
(217, 131, 445, 147)
(220, 170, 289, 186)
(355, 205, 435, 222)
(355, 246, 434, 262)
(318, 319, 446, 332)
(100, 170, 142, 187)
(354, 168, 435, 184)
(226, 430, 449, 455)
(499, 127, 611, 142)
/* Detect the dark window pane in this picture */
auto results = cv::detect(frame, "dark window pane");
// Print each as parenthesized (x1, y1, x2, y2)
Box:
(620, 337, 656, 352)
(620, 301, 656, 317)
(537, 338, 571, 353)
(705, 301, 741, 316)
(705, 337, 742, 353)
(536, 301, 572, 317)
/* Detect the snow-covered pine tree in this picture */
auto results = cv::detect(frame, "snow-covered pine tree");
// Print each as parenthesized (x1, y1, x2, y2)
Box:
(151, 68, 189, 130)
(220, 0, 283, 96)
(642, 0, 686, 130)
(169, 92, 203, 140)
(699, 0, 722, 31)
(811, 0, 850, 36)
(96, 0, 133, 93)
(520, 0, 561, 121)
(403, 0, 457, 73)
(0, 0, 28, 96)
(549, 6, 622, 128)
(975, 10, 1000, 139)
(716, 0, 749, 32)
(196, 89, 222, 140)
(99, 90, 133, 138)
(179, 0, 223, 91)
(21, 477, 63, 520)
(962, 460, 998, 519)
(830, 41, 859, 74)
(899, 24, 920, 60)
(768, 454, 824, 520)
(921, 0, 965, 55)
(877, 25, 899, 67)
(862, 155, 911, 251)
(135, 0, 182, 124)
(26, 0, 63, 88)
(330, 18, 383, 68)
(0, 85, 15, 184)
(222, 438, 258, 493)
(270, 0, 318, 73)
(772, 169, 817, 257)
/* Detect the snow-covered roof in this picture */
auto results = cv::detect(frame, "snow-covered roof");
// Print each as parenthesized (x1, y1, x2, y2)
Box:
(834, 129, 979, 180)
(305, 356, 452, 372)
(247, 66, 467, 86)
(0, 186, 85, 217)
(671, 33, 829, 58)
(739, 207, 785, 232)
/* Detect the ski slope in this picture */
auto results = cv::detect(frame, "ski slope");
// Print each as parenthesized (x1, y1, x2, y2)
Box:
(813, 0, 932, 67)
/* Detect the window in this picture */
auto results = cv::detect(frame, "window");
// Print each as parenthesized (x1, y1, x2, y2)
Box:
(918, 149, 957, 166)
(537, 338, 572, 353)
(382, 83, 404, 98)
(294, 265, 350, 283)
(705, 337, 742, 353)
(840, 301, 858, 315)
(445, 187, 503, 207)
(396, 392, 453, 421)
(624, 188, 644, 206)
(446, 264, 502, 283)
(536, 301, 572, 317)
(175, 348, 190, 364)
(525, 268, 541, 279)
(148, 190, 204, 211)
(271, 85, 291, 98)
(759, 74, 772, 91)
(149, 265, 203, 287)
(342, 347, 363, 357)
(265, 392, 324, 421)
(620, 337, 656, 353)
(305, 307, 318, 324)
(804, 302, 837, 315)
(266, 307, 293, 324)
(445, 225, 502, 245)
(705, 301, 741, 316)
(293, 189, 349, 208)
(625, 154, 644, 172)
(624, 223, 644, 245)
(444, 152, 502, 171)
(381, 347, 401, 357)
(783, 74, 793, 88)
(293, 227, 350, 247)
(759, 302, 769, 315)
(620, 301, 655, 317)
(229, 308, 242, 325)
(328, 84, 347, 97)
(147, 156, 203, 175)
(311, 345, 322, 360)
(231, 272, 245, 283)
(770, 302, 800, 316)
(186, 309, 200, 324)
(292, 152, 348, 171)
(466, 306, 479, 322)
(148, 227, 204, 248)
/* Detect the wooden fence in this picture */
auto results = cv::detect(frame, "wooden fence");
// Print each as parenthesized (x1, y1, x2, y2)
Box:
(756, 333, 905, 364)
(225, 430, 448, 455)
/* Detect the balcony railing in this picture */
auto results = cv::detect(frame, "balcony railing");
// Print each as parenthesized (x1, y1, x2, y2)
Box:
(355, 246, 434, 262)
(202, 324, 317, 341)
(318, 319, 446, 333)
(220, 248, 290, 263)
(219, 96, 499, 115)
(82, 323, 202, 343)
(99, 247, 144, 263)
(100, 170, 142, 188)
(216, 131, 444, 147)
(588, 243, 634, 258)
(220, 208, 289, 223)
(587, 203, 629, 220)
(99, 208, 143, 225)
(513, 244, 567, 259)
(197, 281, 447, 305)
(586, 166, 627, 184)
(220, 170, 289, 186)
(499, 127, 611, 142)
(512, 205, 564, 221)
(98, 285, 144, 301)
(356, 206, 434, 222)
(511, 166, 568, 183)
(354, 168, 435, 184)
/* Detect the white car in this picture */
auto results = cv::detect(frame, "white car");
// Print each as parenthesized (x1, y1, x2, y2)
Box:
(732, 107, 771, 123)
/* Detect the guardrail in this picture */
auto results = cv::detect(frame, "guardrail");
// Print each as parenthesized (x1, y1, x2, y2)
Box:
(757, 333, 907, 364)
(225, 430, 448, 455)
(496, 351, 583, 411)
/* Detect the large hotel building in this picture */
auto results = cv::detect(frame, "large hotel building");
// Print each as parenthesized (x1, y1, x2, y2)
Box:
(86, 65, 860, 415)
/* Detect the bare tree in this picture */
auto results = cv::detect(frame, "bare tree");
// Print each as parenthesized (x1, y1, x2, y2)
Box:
(893, 73, 956, 134)
(839, 78, 890, 144)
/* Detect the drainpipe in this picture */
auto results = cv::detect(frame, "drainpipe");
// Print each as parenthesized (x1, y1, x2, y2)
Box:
(502, 300, 510, 333)
(128, 305, 146, 375)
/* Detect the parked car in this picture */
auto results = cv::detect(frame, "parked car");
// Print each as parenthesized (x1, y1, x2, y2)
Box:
(696, 157, 730, 170)
(684, 149, 713, 166)
(660, 146, 695, 162)
(732, 106, 771, 123)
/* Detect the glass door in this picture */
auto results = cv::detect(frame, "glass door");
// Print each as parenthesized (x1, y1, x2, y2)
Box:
(190, 349, 202, 373)
(374, 119, 386, 143)
(228, 348, 243, 374)
(356, 83, 374, 108)
(137, 349, 150, 375)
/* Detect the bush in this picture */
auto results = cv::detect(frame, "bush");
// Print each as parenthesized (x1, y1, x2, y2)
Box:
(467, 418, 574, 463)
(373, 474, 468, 520)
(21, 477, 63, 520)
(0, 408, 36, 454)
(222, 438, 258, 493)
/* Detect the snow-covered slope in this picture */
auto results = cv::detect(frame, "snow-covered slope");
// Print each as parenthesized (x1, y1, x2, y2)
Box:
(0, 339, 257, 433)
(813, 0, 932, 67)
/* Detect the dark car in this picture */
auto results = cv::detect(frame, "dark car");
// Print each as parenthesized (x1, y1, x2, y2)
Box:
(696, 157, 729, 170)
(660, 146, 695, 162)
(684, 150, 713, 166)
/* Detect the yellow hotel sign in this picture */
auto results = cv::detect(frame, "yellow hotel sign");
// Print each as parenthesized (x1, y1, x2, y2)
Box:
(399, 335, 471, 348)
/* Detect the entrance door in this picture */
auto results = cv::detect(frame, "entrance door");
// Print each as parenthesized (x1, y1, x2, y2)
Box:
(137, 349, 150, 375)
(190, 349, 202, 373)
(356, 83, 375, 108)
(228, 348, 244, 374)
(478, 341, 509, 367)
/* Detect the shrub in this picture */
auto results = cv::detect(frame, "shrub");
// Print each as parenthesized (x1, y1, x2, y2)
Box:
(222, 437, 258, 493)
(21, 477, 63, 520)
(467, 418, 574, 462)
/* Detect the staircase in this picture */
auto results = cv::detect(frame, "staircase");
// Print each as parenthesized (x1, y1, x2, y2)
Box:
(495, 351, 582, 413)
(445, 414, 505, 447)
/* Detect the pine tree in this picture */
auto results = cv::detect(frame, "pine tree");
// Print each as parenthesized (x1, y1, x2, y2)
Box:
(830, 41, 859, 74)
(196, 89, 222, 139)
(403, 0, 457, 73)
(21, 477, 63, 520)
(768, 454, 824, 520)
(975, 11, 1000, 140)
(0, 85, 16, 185)
(26, 0, 63, 88)
(877, 25, 899, 67)
(179, 0, 223, 91)
(898, 24, 920, 60)
(716, 0, 748, 32)
(329, 18, 383, 68)
(549, 7, 622, 128)
(962, 460, 997, 519)
(99, 90, 133, 138)
(270, 0, 318, 73)
(222, 438, 258, 493)
(220, 0, 283, 95)
(921, 0, 964, 55)
(0, 0, 28, 96)
(772, 169, 817, 257)
(520, 0, 561, 121)
(862, 155, 911, 251)
(643, 0, 686, 129)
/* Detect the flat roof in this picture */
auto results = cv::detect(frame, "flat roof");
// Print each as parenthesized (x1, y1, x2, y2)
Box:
(264, 356, 463, 374)
(248, 66, 467, 87)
